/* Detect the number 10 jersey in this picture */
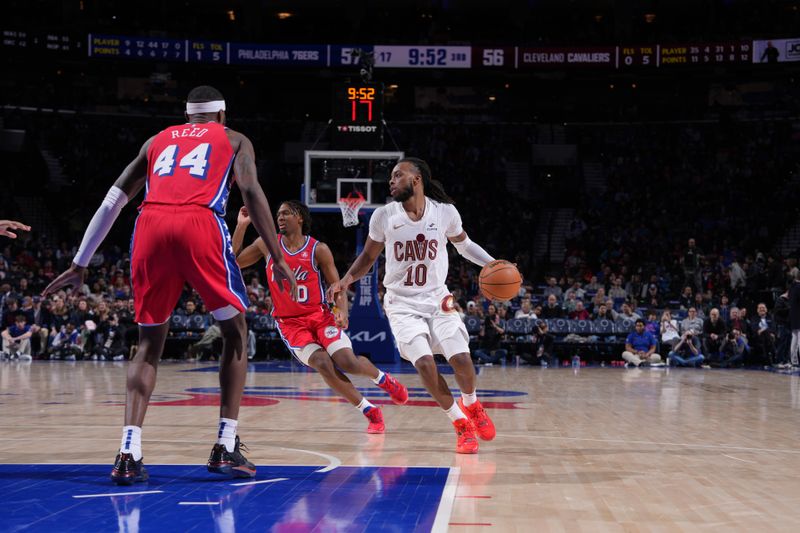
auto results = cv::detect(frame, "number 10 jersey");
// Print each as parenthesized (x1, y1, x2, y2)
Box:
(368, 197, 463, 303)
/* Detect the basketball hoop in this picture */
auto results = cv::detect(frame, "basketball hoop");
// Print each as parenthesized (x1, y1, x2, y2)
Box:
(337, 192, 366, 227)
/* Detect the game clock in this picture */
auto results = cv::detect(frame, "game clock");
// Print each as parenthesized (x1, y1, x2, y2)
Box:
(332, 83, 384, 149)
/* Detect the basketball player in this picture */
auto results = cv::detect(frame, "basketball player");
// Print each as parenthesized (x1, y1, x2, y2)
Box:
(232, 202, 409, 433)
(43, 86, 298, 484)
(328, 157, 496, 454)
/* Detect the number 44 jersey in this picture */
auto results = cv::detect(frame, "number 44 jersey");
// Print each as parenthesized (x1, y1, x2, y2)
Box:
(368, 197, 463, 303)
(143, 122, 236, 215)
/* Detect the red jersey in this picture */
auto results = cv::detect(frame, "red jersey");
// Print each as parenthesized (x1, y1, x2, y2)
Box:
(266, 235, 326, 318)
(142, 122, 235, 215)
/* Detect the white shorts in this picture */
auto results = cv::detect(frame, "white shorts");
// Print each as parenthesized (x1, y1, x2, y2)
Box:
(384, 292, 470, 365)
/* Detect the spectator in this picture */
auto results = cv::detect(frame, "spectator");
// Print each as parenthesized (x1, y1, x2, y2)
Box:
(594, 302, 614, 320)
(514, 298, 536, 319)
(642, 284, 663, 308)
(668, 331, 705, 368)
(93, 312, 127, 361)
(29, 295, 52, 356)
(702, 308, 727, 360)
(569, 300, 590, 320)
(51, 322, 83, 361)
(608, 276, 627, 301)
(751, 302, 777, 365)
(718, 329, 749, 368)
(717, 294, 732, 324)
(615, 302, 641, 322)
(644, 310, 659, 337)
(542, 276, 562, 301)
(529, 320, 554, 366)
(2, 298, 20, 329)
(622, 319, 663, 367)
(564, 281, 585, 301)
(1, 314, 33, 361)
(659, 310, 681, 350)
(590, 287, 607, 310)
(540, 294, 563, 319)
(680, 307, 704, 350)
(682, 238, 702, 291)
(585, 275, 602, 292)
(474, 304, 507, 365)
(678, 286, 694, 310)
(179, 299, 200, 316)
(693, 293, 708, 319)
(562, 291, 579, 314)
(789, 273, 800, 367)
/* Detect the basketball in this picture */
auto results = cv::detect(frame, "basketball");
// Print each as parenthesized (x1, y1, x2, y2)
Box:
(479, 260, 522, 301)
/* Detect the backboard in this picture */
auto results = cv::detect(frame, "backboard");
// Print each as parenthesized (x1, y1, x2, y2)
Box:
(303, 150, 404, 212)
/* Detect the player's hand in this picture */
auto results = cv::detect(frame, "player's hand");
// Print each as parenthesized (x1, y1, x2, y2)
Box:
(237, 207, 251, 227)
(272, 258, 299, 301)
(326, 274, 352, 302)
(0, 219, 31, 239)
(333, 305, 349, 330)
(42, 263, 87, 297)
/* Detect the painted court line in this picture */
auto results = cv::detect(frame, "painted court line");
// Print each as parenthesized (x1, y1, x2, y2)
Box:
(431, 467, 460, 533)
(722, 454, 757, 464)
(279, 447, 342, 473)
(230, 477, 289, 487)
(73, 490, 164, 499)
(178, 501, 220, 505)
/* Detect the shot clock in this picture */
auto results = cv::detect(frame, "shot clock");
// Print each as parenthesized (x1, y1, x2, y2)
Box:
(332, 82, 384, 149)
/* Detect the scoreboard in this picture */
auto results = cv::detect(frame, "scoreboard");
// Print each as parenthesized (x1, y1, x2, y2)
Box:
(659, 42, 751, 66)
(332, 83, 384, 149)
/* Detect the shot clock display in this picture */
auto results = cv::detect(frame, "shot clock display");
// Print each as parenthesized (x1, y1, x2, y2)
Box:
(332, 83, 384, 149)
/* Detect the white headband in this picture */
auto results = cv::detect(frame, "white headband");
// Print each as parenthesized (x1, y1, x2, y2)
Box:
(185, 100, 226, 114)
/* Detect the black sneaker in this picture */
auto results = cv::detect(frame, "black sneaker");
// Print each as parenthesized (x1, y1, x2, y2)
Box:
(110, 452, 149, 485)
(207, 436, 256, 478)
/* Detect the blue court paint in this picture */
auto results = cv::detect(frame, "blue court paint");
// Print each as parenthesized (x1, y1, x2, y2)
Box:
(0, 464, 450, 532)
(182, 360, 457, 375)
(186, 385, 527, 399)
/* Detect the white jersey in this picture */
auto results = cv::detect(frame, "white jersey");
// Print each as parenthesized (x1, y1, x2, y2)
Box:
(369, 198, 462, 302)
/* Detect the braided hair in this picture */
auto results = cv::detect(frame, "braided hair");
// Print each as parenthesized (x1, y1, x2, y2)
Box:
(399, 157, 454, 205)
(281, 200, 312, 235)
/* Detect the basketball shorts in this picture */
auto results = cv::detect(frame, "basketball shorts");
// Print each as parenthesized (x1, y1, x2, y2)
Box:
(275, 308, 352, 365)
(130, 205, 249, 325)
(384, 292, 470, 364)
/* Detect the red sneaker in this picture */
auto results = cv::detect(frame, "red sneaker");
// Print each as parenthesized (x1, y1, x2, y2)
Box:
(458, 398, 496, 441)
(377, 372, 408, 405)
(365, 407, 385, 434)
(453, 418, 479, 454)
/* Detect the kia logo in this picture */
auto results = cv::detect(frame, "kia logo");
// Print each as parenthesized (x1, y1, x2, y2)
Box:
(350, 331, 388, 342)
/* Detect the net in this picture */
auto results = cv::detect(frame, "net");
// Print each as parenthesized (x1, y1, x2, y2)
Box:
(337, 192, 367, 227)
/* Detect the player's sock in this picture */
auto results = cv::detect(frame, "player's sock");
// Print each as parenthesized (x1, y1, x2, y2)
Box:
(217, 418, 238, 453)
(444, 401, 468, 422)
(461, 391, 478, 407)
(356, 398, 377, 413)
(371, 370, 386, 385)
(120, 425, 142, 461)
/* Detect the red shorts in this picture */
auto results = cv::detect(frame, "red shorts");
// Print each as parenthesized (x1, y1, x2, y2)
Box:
(275, 307, 352, 365)
(130, 205, 248, 325)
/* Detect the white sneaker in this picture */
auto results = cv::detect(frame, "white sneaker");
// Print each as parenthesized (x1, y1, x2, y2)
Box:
(113, 354, 125, 361)
(701, 364, 711, 369)
(650, 362, 666, 368)
(18, 353, 32, 362)
(64, 354, 76, 361)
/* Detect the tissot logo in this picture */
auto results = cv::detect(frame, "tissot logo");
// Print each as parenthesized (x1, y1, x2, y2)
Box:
(350, 331, 387, 342)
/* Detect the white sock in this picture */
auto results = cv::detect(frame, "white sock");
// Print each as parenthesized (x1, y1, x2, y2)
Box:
(371, 370, 386, 385)
(356, 398, 376, 413)
(461, 391, 478, 407)
(217, 418, 238, 453)
(120, 425, 142, 461)
(444, 401, 467, 422)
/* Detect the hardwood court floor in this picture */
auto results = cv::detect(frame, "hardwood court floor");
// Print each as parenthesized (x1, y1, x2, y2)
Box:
(1, 359, 800, 532)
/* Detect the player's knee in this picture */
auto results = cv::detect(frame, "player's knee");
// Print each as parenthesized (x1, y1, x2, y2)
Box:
(309, 352, 334, 374)
(448, 352, 472, 369)
(414, 355, 437, 376)
(332, 351, 359, 373)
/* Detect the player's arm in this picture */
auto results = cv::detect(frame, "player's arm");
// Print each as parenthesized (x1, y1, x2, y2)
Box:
(327, 237, 384, 301)
(315, 242, 349, 329)
(43, 136, 154, 296)
(231, 133, 297, 299)
(232, 207, 269, 268)
(445, 206, 494, 266)
(0, 220, 31, 239)
(448, 231, 495, 267)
